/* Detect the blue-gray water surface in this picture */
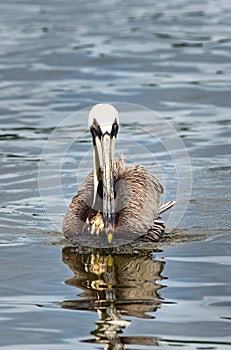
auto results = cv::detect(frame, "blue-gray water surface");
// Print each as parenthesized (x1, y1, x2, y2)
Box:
(0, 0, 231, 349)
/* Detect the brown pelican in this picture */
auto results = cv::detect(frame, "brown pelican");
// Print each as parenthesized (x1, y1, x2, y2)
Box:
(63, 104, 175, 245)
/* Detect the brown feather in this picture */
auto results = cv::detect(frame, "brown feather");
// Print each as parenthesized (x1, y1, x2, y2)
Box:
(63, 157, 174, 244)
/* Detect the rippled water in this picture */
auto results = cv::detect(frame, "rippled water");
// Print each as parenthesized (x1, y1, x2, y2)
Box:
(0, 0, 231, 349)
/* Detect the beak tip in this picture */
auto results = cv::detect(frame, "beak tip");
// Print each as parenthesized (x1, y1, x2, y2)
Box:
(107, 233, 113, 243)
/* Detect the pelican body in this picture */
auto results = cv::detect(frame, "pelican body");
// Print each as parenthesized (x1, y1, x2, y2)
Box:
(63, 104, 175, 245)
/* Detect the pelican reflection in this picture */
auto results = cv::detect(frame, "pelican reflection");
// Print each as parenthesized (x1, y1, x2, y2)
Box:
(62, 247, 166, 348)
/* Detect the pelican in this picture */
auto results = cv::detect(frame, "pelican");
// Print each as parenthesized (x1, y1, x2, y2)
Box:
(63, 104, 175, 245)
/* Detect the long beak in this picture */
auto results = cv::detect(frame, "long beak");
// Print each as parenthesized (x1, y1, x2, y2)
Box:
(102, 134, 115, 237)
(93, 134, 116, 242)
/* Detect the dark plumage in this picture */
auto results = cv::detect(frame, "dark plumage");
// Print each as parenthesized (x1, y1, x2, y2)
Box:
(63, 156, 175, 244)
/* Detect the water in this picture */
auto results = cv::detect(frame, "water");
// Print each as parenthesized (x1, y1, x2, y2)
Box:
(0, 0, 231, 348)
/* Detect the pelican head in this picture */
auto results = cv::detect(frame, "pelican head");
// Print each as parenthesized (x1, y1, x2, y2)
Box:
(88, 104, 119, 242)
